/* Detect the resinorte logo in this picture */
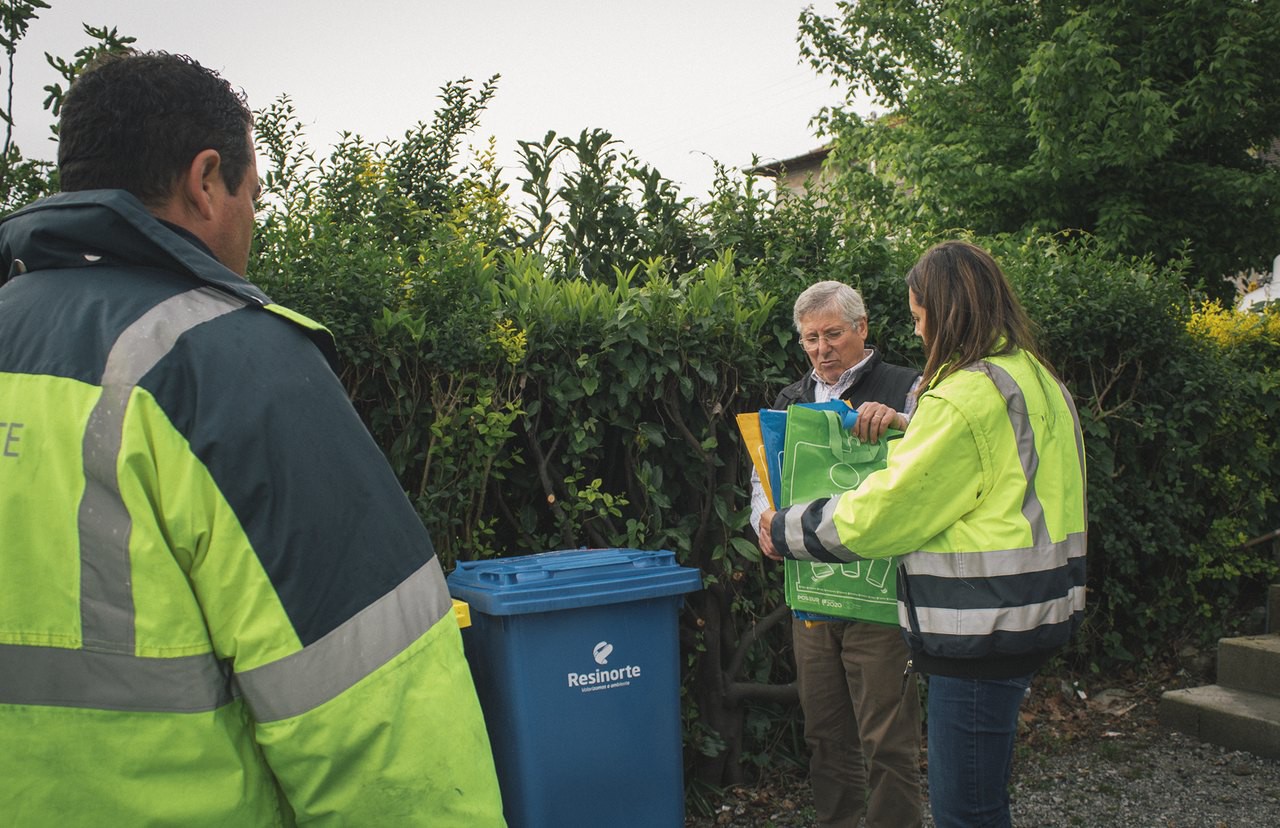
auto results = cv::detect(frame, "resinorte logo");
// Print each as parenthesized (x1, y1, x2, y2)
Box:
(568, 641, 641, 691)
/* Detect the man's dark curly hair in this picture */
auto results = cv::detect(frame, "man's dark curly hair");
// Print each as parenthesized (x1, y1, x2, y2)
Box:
(58, 51, 253, 206)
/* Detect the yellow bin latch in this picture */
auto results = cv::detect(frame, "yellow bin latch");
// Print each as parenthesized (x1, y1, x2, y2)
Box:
(452, 598, 471, 629)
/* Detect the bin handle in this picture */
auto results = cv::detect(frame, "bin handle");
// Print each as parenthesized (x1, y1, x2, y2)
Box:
(540, 550, 675, 573)
(472, 550, 677, 584)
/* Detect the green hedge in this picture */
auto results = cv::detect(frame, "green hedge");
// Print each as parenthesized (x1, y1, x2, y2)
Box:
(244, 93, 1279, 788)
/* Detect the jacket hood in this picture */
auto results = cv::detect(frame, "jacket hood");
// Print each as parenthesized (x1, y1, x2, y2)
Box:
(0, 189, 269, 307)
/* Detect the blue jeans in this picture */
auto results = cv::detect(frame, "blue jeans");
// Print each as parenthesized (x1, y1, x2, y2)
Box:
(926, 673, 1033, 828)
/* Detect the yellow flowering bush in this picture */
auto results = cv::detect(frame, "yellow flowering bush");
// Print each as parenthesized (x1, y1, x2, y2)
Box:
(1187, 300, 1280, 349)
(489, 318, 528, 366)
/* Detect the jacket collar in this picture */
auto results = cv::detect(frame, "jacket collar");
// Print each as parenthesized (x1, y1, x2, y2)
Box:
(806, 346, 882, 396)
(0, 189, 269, 308)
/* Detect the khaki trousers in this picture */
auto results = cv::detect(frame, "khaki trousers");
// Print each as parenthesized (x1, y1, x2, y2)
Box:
(793, 619, 923, 828)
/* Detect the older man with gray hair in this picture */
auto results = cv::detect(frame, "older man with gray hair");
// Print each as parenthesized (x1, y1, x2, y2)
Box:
(750, 280, 922, 828)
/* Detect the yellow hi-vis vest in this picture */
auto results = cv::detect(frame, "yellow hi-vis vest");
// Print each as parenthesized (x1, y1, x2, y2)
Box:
(774, 348, 1086, 669)
(0, 190, 506, 826)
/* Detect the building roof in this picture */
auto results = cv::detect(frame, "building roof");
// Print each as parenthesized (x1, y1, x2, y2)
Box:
(745, 145, 832, 178)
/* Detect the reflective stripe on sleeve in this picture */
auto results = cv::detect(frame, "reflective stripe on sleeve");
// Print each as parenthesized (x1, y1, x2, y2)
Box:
(810, 497, 854, 561)
(234, 559, 454, 723)
(0, 644, 235, 712)
(779, 497, 851, 563)
(781, 502, 808, 558)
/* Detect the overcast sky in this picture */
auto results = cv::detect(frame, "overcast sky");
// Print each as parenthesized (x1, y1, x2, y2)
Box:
(7, 0, 867, 199)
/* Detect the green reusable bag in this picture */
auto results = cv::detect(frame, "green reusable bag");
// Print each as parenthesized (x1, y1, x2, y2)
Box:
(780, 405, 902, 625)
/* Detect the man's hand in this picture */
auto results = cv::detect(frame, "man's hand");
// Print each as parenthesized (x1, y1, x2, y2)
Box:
(853, 401, 904, 443)
(759, 509, 783, 560)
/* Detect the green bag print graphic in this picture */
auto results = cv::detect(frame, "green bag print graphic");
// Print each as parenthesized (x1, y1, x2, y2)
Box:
(780, 405, 902, 625)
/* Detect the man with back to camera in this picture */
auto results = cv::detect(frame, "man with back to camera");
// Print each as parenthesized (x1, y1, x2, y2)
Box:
(750, 281, 923, 827)
(0, 51, 505, 825)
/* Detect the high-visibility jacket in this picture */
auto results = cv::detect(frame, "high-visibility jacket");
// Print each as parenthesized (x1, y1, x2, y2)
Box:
(772, 348, 1087, 678)
(0, 190, 505, 825)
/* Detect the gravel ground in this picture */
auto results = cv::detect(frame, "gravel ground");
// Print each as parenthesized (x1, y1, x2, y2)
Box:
(686, 671, 1280, 828)
(1001, 726, 1280, 827)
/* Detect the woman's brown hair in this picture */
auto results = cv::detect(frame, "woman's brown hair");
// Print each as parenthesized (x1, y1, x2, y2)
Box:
(906, 240, 1053, 389)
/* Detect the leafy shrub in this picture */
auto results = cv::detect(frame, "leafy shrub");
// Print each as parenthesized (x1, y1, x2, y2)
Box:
(251, 82, 522, 566)
(994, 235, 1279, 664)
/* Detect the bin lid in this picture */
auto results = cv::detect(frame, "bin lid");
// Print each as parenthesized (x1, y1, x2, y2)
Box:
(447, 548, 702, 615)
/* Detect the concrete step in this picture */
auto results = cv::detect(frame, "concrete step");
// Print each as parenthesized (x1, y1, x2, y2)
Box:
(1217, 634, 1280, 696)
(1160, 684, 1280, 760)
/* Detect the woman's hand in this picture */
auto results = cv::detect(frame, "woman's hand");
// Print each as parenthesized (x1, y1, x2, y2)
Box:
(853, 401, 904, 442)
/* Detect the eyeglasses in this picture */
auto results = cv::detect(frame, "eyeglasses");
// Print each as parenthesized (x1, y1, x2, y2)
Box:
(799, 328, 848, 351)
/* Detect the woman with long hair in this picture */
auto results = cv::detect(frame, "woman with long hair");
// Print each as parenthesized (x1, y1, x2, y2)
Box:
(760, 240, 1088, 827)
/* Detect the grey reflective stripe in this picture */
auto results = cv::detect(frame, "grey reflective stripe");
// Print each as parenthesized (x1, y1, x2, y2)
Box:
(903, 531, 1086, 578)
(0, 643, 235, 712)
(783, 503, 808, 556)
(78, 286, 247, 652)
(911, 584, 1086, 636)
(236, 559, 453, 723)
(967, 362, 1048, 547)
(812, 498, 852, 559)
(1058, 375, 1089, 520)
(784, 497, 854, 562)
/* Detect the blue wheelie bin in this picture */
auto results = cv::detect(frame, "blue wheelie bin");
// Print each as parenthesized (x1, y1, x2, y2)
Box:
(447, 548, 701, 828)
